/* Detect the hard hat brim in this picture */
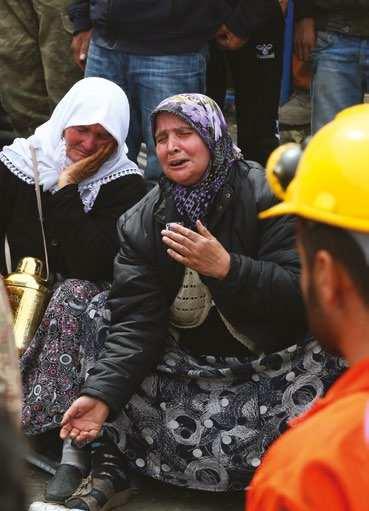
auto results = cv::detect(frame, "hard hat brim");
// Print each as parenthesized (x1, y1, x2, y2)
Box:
(259, 202, 295, 220)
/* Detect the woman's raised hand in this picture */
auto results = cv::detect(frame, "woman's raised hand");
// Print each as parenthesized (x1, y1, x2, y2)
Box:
(60, 396, 109, 444)
(161, 220, 231, 279)
(58, 141, 117, 188)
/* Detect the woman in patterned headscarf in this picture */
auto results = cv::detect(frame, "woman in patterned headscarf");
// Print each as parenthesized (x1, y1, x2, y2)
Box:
(61, 94, 342, 509)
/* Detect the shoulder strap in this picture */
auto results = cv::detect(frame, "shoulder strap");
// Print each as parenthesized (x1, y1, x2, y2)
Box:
(30, 146, 50, 282)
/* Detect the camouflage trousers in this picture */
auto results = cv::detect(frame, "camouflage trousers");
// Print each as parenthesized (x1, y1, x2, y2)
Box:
(0, 0, 82, 137)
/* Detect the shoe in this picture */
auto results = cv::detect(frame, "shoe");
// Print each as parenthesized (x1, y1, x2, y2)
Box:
(65, 430, 132, 511)
(65, 476, 132, 511)
(279, 90, 311, 127)
(45, 464, 83, 503)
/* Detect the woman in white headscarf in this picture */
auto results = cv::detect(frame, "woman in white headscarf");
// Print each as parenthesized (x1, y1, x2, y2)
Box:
(0, 77, 145, 503)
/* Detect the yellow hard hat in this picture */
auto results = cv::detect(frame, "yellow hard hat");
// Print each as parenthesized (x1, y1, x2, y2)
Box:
(260, 104, 369, 233)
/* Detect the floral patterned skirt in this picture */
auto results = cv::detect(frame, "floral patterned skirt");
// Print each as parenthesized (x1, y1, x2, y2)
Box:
(113, 337, 345, 492)
(21, 279, 108, 436)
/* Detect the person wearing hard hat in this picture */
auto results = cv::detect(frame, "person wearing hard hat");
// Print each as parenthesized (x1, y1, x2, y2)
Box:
(246, 104, 369, 511)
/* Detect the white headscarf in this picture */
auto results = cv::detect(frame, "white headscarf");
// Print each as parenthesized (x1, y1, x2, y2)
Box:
(0, 77, 143, 211)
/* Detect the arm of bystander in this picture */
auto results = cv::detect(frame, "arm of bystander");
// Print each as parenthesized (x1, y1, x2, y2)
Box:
(68, 0, 92, 69)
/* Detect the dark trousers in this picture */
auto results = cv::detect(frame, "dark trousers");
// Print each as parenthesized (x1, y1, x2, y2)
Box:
(207, 16, 284, 166)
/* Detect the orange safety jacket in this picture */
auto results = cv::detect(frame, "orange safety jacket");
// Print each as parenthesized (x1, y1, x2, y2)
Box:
(247, 357, 369, 511)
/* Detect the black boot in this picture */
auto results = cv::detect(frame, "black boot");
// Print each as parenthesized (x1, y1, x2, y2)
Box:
(45, 463, 84, 503)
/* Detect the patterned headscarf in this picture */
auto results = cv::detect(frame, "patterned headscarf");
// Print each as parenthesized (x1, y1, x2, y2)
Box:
(152, 93, 242, 227)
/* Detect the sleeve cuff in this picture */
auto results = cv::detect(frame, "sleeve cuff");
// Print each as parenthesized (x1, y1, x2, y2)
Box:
(294, 2, 315, 21)
(50, 183, 79, 202)
(225, 14, 252, 39)
(68, 2, 92, 34)
(202, 253, 244, 295)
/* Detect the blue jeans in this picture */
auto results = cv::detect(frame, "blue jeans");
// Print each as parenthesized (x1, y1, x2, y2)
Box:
(311, 31, 369, 133)
(85, 39, 206, 182)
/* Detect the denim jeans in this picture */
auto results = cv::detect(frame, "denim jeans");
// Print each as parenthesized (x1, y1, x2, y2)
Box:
(311, 31, 369, 133)
(85, 39, 206, 183)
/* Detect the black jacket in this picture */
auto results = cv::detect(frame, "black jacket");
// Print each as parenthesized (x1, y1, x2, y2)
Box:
(0, 161, 146, 281)
(295, 0, 369, 37)
(83, 160, 307, 417)
(68, 0, 284, 53)
(224, 0, 284, 39)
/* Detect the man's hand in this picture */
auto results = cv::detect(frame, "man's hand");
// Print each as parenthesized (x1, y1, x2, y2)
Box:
(71, 30, 92, 70)
(58, 141, 116, 188)
(294, 18, 316, 62)
(161, 220, 231, 280)
(60, 396, 109, 444)
(279, 0, 289, 15)
(216, 24, 247, 51)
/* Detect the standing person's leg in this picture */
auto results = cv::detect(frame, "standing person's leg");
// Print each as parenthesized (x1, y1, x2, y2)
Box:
(228, 17, 284, 166)
(206, 41, 228, 110)
(131, 50, 207, 185)
(0, 0, 49, 136)
(85, 41, 143, 164)
(311, 33, 363, 133)
(35, 0, 82, 109)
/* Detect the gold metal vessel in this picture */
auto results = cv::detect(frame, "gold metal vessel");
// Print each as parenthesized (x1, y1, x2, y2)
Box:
(4, 257, 50, 356)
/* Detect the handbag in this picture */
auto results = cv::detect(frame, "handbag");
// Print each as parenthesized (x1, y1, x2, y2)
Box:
(4, 146, 52, 355)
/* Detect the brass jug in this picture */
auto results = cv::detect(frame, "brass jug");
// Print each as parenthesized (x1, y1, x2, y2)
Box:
(4, 257, 50, 356)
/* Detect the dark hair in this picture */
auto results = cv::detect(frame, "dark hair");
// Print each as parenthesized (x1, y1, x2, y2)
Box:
(297, 219, 369, 305)
(0, 404, 27, 511)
